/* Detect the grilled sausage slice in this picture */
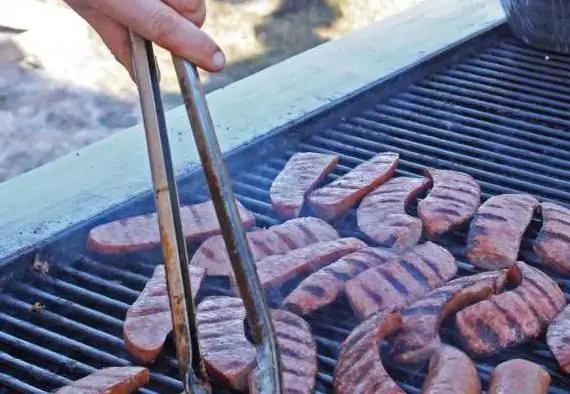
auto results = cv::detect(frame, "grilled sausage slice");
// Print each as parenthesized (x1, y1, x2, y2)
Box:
(465, 194, 539, 270)
(455, 261, 566, 357)
(535, 202, 570, 275)
(421, 344, 481, 394)
(488, 359, 551, 394)
(307, 152, 399, 221)
(418, 168, 481, 238)
(357, 176, 431, 250)
(345, 242, 457, 319)
(270, 152, 339, 219)
(230, 237, 367, 292)
(247, 309, 317, 394)
(546, 304, 570, 374)
(390, 269, 509, 364)
(198, 297, 317, 392)
(53, 366, 150, 394)
(282, 247, 399, 316)
(123, 265, 205, 364)
(87, 200, 256, 254)
(333, 310, 404, 394)
(190, 217, 339, 276)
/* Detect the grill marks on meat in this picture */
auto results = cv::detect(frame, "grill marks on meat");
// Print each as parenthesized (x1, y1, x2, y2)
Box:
(488, 359, 551, 394)
(53, 366, 150, 394)
(248, 309, 317, 394)
(197, 297, 256, 391)
(198, 297, 317, 392)
(270, 152, 339, 219)
(231, 237, 367, 291)
(123, 265, 205, 364)
(465, 194, 539, 270)
(333, 310, 404, 394)
(282, 247, 399, 316)
(418, 168, 481, 238)
(87, 200, 256, 254)
(190, 217, 339, 276)
(455, 261, 566, 357)
(546, 304, 570, 374)
(307, 152, 399, 221)
(390, 270, 508, 364)
(421, 345, 481, 394)
(345, 242, 457, 319)
(357, 176, 431, 250)
(535, 202, 570, 275)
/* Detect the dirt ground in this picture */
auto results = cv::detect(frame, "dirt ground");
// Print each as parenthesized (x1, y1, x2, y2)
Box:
(0, 0, 425, 182)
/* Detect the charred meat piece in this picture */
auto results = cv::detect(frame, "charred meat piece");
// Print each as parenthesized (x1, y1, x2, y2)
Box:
(455, 261, 566, 357)
(307, 152, 399, 221)
(345, 242, 457, 319)
(357, 176, 431, 250)
(198, 297, 317, 392)
(488, 359, 551, 394)
(123, 265, 205, 364)
(390, 269, 509, 364)
(190, 217, 339, 276)
(535, 202, 570, 275)
(230, 237, 367, 291)
(282, 247, 399, 316)
(333, 310, 404, 394)
(546, 304, 570, 374)
(87, 200, 256, 254)
(270, 152, 339, 219)
(421, 344, 481, 394)
(53, 366, 150, 394)
(418, 168, 481, 238)
(465, 194, 539, 270)
(248, 309, 317, 394)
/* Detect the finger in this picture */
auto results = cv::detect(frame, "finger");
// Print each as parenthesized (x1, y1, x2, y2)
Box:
(92, 0, 224, 72)
(162, 0, 206, 27)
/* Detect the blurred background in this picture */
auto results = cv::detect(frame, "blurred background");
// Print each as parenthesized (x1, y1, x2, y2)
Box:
(0, 0, 425, 183)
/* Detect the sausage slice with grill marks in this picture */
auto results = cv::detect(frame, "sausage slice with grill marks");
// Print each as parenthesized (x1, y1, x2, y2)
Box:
(488, 359, 551, 394)
(190, 217, 339, 276)
(307, 152, 399, 221)
(421, 344, 481, 394)
(282, 247, 400, 316)
(333, 310, 404, 394)
(123, 265, 205, 364)
(53, 366, 150, 394)
(230, 237, 367, 292)
(465, 194, 539, 270)
(418, 168, 481, 238)
(270, 152, 339, 219)
(455, 261, 566, 357)
(87, 200, 256, 254)
(546, 304, 570, 374)
(534, 202, 570, 275)
(357, 176, 431, 250)
(345, 241, 458, 320)
(198, 296, 317, 392)
(390, 269, 510, 364)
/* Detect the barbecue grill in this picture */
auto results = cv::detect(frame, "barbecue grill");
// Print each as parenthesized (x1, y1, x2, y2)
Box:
(1, 0, 569, 392)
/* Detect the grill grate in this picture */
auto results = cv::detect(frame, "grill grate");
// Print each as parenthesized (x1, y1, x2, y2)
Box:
(3, 30, 570, 393)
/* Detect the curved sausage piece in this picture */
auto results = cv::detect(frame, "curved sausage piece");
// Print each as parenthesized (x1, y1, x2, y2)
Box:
(421, 345, 481, 394)
(53, 367, 150, 394)
(488, 359, 551, 394)
(418, 168, 481, 238)
(534, 202, 570, 275)
(333, 310, 404, 394)
(546, 304, 570, 373)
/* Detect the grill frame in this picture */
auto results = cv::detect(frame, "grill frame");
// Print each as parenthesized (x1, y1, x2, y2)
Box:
(5, 4, 570, 394)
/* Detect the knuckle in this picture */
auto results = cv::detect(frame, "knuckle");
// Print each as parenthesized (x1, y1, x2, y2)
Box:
(149, 9, 179, 42)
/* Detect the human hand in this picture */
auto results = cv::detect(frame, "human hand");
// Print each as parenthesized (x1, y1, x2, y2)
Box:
(64, 0, 225, 78)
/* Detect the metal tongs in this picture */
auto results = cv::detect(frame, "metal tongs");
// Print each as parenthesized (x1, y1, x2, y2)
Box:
(129, 32, 283, 394)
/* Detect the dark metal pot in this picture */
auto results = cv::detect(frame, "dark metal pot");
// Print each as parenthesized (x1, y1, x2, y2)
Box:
(500, 0, 570, 54)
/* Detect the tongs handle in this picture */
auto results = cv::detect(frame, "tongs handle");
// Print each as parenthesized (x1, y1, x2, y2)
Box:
(171, 57, 284, 393)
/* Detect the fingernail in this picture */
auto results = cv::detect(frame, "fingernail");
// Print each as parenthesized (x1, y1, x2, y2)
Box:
(211, 50, 225, 69)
